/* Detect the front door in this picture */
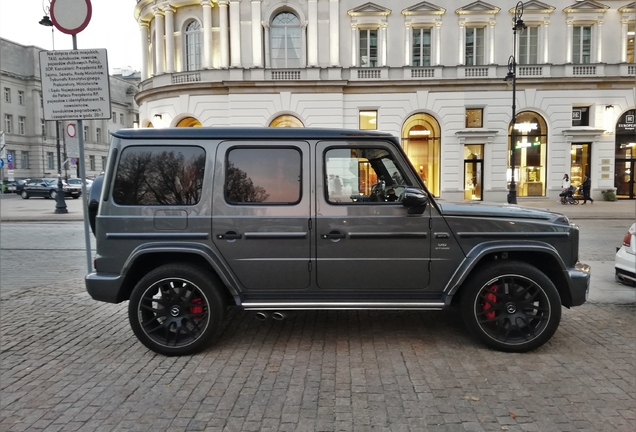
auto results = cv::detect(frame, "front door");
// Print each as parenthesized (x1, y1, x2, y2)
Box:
(212, 141, 311, 290)
(315, 141, 431, 292)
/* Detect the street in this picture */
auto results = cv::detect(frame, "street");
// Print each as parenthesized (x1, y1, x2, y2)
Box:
(1, 216, 635, 431)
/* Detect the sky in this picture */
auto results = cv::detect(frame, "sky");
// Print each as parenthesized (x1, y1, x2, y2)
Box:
(0, 0, 142, 74)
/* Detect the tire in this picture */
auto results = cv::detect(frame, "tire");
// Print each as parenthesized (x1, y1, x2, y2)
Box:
(20, 190, 29, 199)
(50, 190, 57, 200)
(128, 264, 226, 356)
(460, 261, 562, 352)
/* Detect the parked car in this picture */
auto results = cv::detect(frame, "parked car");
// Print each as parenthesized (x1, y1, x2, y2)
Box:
(86, 127, 590, 356)
(6, 179, 29, 194)
(20, 178, 81, 199)
(67, 178, 94, 188)
(615, 223, 636, 286)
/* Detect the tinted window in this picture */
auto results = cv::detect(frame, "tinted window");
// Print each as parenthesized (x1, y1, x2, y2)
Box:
(113, 146, 205, 205)
(225, 148, 301, 204)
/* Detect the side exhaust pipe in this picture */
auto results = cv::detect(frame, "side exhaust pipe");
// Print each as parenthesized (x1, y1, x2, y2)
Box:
(271, 311, 287, 321)
(255, 311, 270, 321)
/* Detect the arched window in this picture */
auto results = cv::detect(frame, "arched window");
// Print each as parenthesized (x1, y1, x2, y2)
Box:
(271, 12, 301, 68)
(269, 115, 304, 128)
(185, 20, 201, 71)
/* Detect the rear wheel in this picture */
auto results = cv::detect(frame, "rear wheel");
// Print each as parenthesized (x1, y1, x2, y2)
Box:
(50, 190, 57, 199)
(460, 261, 562, 352)
(128, 264, 226, 356)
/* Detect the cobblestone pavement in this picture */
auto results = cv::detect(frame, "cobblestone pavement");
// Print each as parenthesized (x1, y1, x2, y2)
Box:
(1, 279, 634, 432)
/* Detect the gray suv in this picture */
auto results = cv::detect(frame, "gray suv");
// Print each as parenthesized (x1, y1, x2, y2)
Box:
(86, 128, 590, 356)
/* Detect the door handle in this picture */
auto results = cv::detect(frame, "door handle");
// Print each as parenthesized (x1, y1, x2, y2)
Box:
(321, 230, 346, 240)
(217, 231, 242, 240)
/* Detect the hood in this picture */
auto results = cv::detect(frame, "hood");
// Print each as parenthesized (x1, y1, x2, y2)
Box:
(436, 201, 568, 222)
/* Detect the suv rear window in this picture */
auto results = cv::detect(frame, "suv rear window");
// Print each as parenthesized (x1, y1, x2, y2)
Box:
(112, 145, 205, 205)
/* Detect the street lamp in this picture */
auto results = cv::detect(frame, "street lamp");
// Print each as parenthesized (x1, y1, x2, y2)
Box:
(505, 1, 526, 205)
(39, 7, 67, 213)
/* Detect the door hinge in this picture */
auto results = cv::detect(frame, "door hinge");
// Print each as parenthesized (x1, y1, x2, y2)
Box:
(308, 218, 312, 230)
(308, 261, 312, 272)
(429, 218, 433, 229)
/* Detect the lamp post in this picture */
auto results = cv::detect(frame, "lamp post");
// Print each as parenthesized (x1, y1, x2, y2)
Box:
(505, 1, 526, 205)
(39, 12, 67, 213)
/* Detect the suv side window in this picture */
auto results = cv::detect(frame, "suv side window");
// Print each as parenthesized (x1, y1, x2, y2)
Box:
(325, 147, 407, 203)
(112, 145, 205, 205)
(225, 147, 301, 204)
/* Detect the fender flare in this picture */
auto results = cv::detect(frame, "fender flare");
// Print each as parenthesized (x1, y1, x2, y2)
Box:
(120, 242, 241, 297)
(443, 240, 567, 299)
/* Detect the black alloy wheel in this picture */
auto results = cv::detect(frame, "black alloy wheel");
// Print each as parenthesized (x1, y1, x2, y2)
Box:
(461, 261, 561, 352)
(128, 264, 226, 356)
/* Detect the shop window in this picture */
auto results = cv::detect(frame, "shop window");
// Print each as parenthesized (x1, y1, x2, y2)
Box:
(466, 109, 483, 128)
(464, 145, 483, 201)
(359, 110, 377, 130)
(572, 107, 590, 126)
(509, 111, 547, 197)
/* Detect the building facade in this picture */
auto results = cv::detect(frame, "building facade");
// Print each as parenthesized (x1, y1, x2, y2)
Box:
(134, 0, 635, 202)
(0, 38, 139, 181)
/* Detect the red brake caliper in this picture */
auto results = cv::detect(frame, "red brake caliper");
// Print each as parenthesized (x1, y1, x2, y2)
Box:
(482, 284, 498, 320)
(190, 298, 203, 319)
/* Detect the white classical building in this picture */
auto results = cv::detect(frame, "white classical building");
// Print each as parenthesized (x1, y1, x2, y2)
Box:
(133, 0, 636, 201)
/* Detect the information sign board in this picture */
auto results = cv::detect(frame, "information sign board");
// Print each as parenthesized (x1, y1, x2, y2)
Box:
(40, 49, 111, 121)
(65, 123, 80, 157)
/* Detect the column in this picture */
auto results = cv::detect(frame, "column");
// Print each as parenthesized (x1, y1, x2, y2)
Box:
(566, 20, 573, 63)
(153, 7, 165, 74)
(329, 0, 340, 66)
(219, 0, 230, 68)
(351, 24, 357, 66)
(301, 22, 308, 66)
(620, 20, 628, 63)
(263, 22, 270, 67)
(230, 0, 242, 67)
(164, 5, 175, 73)
(434, 22, 441, 65)
(140, 21, 149, 80)
(596, 21, 603, 63)
(251, 0, 263, 67)
(458, 23, 465, 65)
(381, 24, 387, 67)
(488, 20, 495, 64)
(307, 0, 318, 66)
(202, 0, 213, 69)
(404, 24, 410, 66)
(542, 21, 549, 64)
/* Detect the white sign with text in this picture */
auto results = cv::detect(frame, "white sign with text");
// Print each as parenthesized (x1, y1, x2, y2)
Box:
(40, 49, 111, 121)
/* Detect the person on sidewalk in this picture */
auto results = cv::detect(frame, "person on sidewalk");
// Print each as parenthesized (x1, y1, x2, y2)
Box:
(559, 174, 574, 203)
(582, 174, 594, 204)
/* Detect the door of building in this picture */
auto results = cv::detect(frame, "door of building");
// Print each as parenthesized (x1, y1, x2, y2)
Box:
(464, 145, 483, 201)
(570, 143, 591, 190)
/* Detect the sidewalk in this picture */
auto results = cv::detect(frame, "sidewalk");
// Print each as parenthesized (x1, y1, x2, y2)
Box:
(1, 192, 634, 222)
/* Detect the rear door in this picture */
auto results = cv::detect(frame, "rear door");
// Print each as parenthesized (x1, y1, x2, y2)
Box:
(212, 141, 311, 290)
(315, 141, 431, 292)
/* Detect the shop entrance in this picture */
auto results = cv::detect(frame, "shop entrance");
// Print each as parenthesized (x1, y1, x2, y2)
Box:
(401, 114, 441, 197)
(570, 143, 591, 190)
(464, 145, 483, 201)
(615, 109, 636, 199)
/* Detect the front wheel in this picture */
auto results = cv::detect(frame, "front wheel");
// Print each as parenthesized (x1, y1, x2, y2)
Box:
(460, 261, 562, 352)
(128, 264, 226, 356)
(20, 190, 29, 199)
(50, 190, 57, 200)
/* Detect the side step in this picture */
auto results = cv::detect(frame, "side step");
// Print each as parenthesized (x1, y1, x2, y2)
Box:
(242, 302, 445, 310)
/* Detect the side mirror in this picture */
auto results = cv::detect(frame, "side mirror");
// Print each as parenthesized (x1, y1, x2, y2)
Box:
(402, 187, 428, 214)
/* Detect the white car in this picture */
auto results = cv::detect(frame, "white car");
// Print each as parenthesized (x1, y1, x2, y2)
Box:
(615, 223, 636, 286)
(67, 178, 94, 188)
